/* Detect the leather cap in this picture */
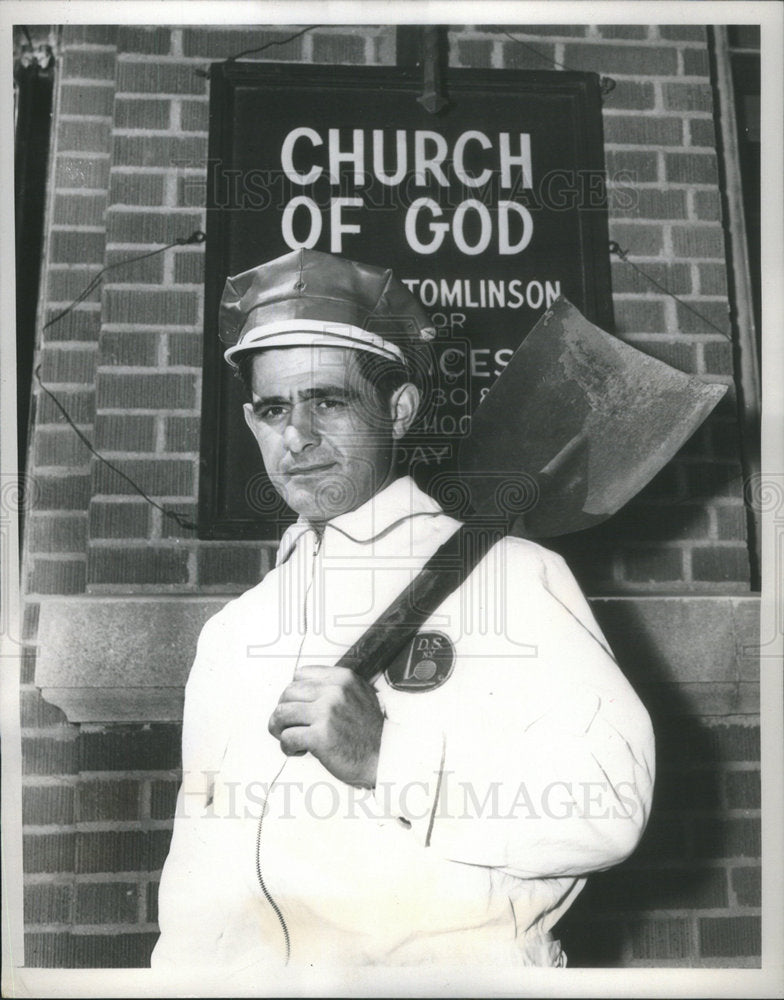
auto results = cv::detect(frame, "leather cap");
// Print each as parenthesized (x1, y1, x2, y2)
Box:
(220, 249, 436, 370)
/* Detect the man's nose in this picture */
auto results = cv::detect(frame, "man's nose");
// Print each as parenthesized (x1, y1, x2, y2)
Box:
(283, 403, 319, 452)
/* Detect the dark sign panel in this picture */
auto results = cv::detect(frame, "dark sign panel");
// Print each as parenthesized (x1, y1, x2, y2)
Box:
(199, 63, 613, 538)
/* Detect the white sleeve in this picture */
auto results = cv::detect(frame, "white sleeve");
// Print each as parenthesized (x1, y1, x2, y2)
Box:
(374, 539, 655, 879)
(150, 611, 233, 968)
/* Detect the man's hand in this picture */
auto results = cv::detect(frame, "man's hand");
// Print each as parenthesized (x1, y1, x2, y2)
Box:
(268, 665, 383, 788)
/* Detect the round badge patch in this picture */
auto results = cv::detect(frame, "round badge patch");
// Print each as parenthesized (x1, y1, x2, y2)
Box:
(385, 631, 455, 692)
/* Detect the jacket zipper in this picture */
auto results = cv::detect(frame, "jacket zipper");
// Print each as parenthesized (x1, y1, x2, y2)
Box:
(255, 529, 322, 965)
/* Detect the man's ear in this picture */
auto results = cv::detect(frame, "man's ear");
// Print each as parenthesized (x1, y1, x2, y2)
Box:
(243, 402, 258, 438)
(389, 383, 420, 440)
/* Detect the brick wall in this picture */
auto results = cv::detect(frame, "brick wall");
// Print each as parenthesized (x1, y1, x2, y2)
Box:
(19, 23, 759, 968)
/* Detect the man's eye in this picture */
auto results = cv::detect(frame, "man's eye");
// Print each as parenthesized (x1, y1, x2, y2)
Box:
(315, 398, 345, 411)
(258, 405, 287, 420)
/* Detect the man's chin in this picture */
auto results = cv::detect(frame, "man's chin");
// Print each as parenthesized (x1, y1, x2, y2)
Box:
(279, 476, 361, 523)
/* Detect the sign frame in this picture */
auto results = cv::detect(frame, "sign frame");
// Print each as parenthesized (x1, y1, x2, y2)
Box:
(198, 62, 614, 540)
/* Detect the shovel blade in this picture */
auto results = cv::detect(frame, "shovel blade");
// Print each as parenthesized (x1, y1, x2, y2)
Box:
(457, 296, 727, 538)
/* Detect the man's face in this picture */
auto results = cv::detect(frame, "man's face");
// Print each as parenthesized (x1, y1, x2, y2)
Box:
(243, 346, 397, 522)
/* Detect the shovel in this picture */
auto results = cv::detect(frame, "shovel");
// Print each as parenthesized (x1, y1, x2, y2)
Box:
(338, 296, 728, 680)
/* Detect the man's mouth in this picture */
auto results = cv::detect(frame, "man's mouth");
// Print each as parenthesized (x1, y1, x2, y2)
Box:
(285, 463, 336, 477)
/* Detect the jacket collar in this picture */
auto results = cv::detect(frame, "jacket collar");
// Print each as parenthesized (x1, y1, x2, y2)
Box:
(275, 476, 443, 566)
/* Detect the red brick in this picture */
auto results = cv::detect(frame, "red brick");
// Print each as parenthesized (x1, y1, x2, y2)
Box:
(149, 780, 179, 820)
(605, 79, 656, 110)
(182, 26, 304, 59)
(23, 784, 75, 825)
(25, 884, 73, 925)
(659, 25, 706, 42)
(666, 151, 718, 185)
(28, 513, 87, 553)
(60, 84, 114, 117)
(676, 300, 731, 336)
(116, 61, 206, 97)
(71, 931, 160, 967)
(725, 769, 760, 809)
(176, 173, 207, 208)
(87, 547, 190, 585)
(611, 261, 691, 295)
(50, 230, 105, 265)
(94, 413, 157, 452)
(104, 254, 165, 288)
(89, 501, 151, 539)
(62, 25, 118, 45)
(75, 882, 138, 924)
(113, 134, 207, 168)
(604, 115, 683, 147)
(612, 501, 710, 541)
(161, 504, 198, 538)
(672, 225, 726, 259)
(482, 25, 586, 37)
(109, 171, 166, 207)
(34, 428, 91, 467)
(173, 251, 204, 285)
(703, 340, 734, 374)
(699, 916, 760, 957)
(106, 210, 203, 245)
(91, 458, 193, 497)
(715, 504, 746, 540)
(24, 931, 72, 967)
(58, 119, 112, 155)
(167, 332, 202, 367)
(116, 26, 172, 55)
(115, 98, 171, 131)
(47, 269, 101, 306)
(501, 40, 556, 71)
(613, 298, 666, 334)
(42, 308, 101, 343)
(78, 724, 181, 771)
(62, 49, 116, 81)
(664, 81, 714, 112)
(198, 546, 263, 586)
(684, 461, 743, 500)
(28, 559, 87, 595)
(180, 99, 209, 133)
(689, 118, 716, 148)
(618, 187, 688, 220)
(99, 330, 161, 365)
(564, 43, 677, 76)
(691, 546, 749, 582)
(456, 39, 493, 67)
(104, 289, 198, 326)
(693, 817, 760, 858)
(731, 866, 761, 907)
(33, 475, 92, 511)
(698, 263, 728, 295)
(684, 48, 710, 76)
(75, 829, 173, 873)
(53, 193, 106, 227)
(56, 156, 110, 190)
(146, 881, 159, 923)
(623, 547, 683, 582)
(608, 222, 665, 257)
(96, 372, 196, 409)
(587, 865, 726, 911)
(630, 918, 692, 959)
(596, 25, 649, 40)
(77, 780, 142, 821)
(40, 347, 98, 384)
(605, 149, 659, 183)
(164, 415, 200, 452)
(24, 833, 76, 872)
(21, 645, 38, 684)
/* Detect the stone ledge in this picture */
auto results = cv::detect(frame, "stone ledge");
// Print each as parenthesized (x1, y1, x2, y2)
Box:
(35, 595, 760, 723)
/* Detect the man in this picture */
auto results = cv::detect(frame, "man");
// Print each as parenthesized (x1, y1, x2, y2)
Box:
(152, 249, 654, 979)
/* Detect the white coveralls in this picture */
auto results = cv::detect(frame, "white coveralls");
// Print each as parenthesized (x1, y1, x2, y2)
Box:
(152, 475, 654, 977)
